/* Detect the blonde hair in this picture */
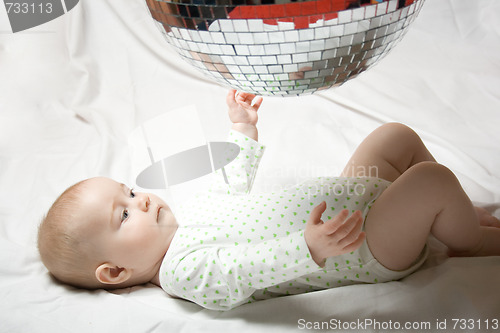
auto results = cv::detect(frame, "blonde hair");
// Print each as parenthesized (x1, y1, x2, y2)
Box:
(38, 180, 104, 289)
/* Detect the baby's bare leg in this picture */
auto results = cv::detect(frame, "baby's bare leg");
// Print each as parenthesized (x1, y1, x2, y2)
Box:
(342, 123, 500, 229)
(364, 162, 500, 270)
(341, 123, 435, 181)
(475, 207, 500, 227)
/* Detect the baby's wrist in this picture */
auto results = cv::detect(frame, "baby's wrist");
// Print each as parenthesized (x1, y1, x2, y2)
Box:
(304, 231, 326, 267)
(309, 250, 326, 268)
(231, 123, 258, 141)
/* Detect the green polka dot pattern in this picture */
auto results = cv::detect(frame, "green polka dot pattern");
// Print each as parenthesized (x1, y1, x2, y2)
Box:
(159, 130, 391, 310)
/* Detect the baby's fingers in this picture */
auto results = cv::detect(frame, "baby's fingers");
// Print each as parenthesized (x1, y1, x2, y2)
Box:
(252, 96, 263, 110)
(341, 231, 365, 252)
(345, 210, 363, 227)
(325, 210, 362, 237)
(235, 91, 255, 104)
(236, 91, 263, 109)
(307, 201, 327, 226)
(322, 209, 349, 234)
(337, 214, 364, 247)
(226, 89, 238, 107)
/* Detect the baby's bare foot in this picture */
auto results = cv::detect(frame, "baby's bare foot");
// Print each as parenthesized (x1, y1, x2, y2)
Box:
(474, 207, 500, 227)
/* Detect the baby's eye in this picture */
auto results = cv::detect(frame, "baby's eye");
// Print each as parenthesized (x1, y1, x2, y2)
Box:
(121, 209, 129, 222)
(130, 188, 135, 198)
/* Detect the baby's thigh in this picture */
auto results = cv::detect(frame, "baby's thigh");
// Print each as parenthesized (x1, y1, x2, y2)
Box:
(341, 123, 423, 182)
(364, 163, 443, 271)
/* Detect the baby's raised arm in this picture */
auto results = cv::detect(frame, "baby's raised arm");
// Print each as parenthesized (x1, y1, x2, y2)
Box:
(226, 89, 263, 141)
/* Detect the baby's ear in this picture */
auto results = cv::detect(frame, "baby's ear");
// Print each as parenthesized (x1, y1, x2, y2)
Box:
(95, 263, 131, 285)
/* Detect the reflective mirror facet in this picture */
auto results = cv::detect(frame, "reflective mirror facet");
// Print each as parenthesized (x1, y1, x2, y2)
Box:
(146, 0, 425, 95)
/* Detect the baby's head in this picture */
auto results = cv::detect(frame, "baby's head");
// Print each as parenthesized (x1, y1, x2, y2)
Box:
(38, 177, 177, 289)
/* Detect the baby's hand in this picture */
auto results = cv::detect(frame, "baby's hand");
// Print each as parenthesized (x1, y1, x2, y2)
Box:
(227, 89, 263, 141)
(304, 201, 365, 267)
(226, 89, 263, 126)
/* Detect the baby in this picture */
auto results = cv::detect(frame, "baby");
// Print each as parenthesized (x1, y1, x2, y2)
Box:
(38, 90, 500, 310)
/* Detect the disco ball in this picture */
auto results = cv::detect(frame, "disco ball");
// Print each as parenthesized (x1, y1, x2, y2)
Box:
(145, 0, 425, 96)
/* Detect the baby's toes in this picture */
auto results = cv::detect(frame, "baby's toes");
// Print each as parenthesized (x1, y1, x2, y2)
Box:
(479, 214, 500, 227)
(475, 207, 500, 227)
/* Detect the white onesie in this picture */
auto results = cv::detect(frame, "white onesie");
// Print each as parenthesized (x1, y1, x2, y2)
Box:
(159, 130, 428, 311)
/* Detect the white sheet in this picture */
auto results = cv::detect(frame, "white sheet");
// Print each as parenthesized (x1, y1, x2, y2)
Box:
(1, 0, 499, 332)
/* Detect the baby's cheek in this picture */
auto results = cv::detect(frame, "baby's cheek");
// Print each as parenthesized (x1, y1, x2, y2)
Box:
(124, 226, 150, 247)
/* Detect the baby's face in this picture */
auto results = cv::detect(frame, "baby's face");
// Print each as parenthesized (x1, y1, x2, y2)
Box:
(79, 177, 177, 277)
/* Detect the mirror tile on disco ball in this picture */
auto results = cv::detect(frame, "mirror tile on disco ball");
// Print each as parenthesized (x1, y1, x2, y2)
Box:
(146, 0, 425, 96)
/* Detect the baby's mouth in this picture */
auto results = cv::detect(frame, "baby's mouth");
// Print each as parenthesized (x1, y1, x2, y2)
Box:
(156, 205, 161, 223)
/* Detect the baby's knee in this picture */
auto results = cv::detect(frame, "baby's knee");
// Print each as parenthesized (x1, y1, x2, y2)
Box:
(374, 123, 424, 151)
(377, 122, 419, 141)
(409, 161, 458, 188)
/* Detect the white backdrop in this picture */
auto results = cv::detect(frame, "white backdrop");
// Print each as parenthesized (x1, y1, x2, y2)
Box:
(1, 0, 499, 332)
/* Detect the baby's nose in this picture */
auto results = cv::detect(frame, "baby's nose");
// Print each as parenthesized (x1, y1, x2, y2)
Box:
(139, 194, 150, 211)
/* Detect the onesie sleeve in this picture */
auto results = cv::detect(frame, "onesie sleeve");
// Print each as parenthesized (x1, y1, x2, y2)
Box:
(161, 230, 322, 311)
(208, 129, 265, 195)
